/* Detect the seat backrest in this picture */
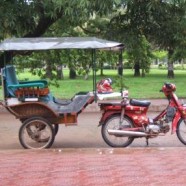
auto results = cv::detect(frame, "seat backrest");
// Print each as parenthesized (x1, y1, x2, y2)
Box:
(2, 65, 19, 97)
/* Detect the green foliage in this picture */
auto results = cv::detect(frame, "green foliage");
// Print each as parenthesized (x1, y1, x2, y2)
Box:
(0, 0, 115, 40)
(0, 0, 185, 80)
(123, 62, 132, 69)
(153, 51, 168, 61)
(118, 1, 185, 77)
(68, 50, 91, 79)
(0, 1, 34, 38)
(97, 50, 118, 75)
(113, 75, 129, 91)
(126, 36, 153, 76)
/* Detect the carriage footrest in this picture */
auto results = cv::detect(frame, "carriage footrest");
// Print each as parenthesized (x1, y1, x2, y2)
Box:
(58, 113, 77, 125)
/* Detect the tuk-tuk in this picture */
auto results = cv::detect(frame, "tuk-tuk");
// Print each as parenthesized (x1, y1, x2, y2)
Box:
(0, 37, 123, 149)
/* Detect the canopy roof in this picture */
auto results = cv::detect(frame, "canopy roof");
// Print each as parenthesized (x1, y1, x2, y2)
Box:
(0, 37, 124, 51)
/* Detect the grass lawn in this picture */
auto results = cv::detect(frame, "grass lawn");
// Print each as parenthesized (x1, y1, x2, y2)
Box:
(2, 68, 186, 99)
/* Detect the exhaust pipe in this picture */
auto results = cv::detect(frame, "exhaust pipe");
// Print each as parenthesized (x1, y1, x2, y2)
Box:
(108, 129, 148, 137)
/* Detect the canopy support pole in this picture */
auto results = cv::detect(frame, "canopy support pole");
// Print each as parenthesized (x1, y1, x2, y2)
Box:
(92, 49, 97, 102)
(118, 49, 123, 76)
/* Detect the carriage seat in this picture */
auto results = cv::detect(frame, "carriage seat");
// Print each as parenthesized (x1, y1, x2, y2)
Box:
(47, 93, 94, 114)
(53, 91, 90, 105)
(2, 65, 48, 98)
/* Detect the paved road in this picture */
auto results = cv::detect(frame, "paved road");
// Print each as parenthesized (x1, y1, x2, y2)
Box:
(0, 112, 185, 149)
(1, 147, 186, 186)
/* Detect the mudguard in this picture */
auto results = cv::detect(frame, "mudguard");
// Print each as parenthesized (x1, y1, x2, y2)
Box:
(172, 112, 181, 133)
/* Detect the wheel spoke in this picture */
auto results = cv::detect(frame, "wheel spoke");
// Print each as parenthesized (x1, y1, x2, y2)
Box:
(102, 115, 134, 147)
(19, 117, 55, 149)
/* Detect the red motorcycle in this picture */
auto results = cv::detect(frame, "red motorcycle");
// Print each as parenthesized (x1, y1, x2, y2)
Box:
(99, 83, 186, 147)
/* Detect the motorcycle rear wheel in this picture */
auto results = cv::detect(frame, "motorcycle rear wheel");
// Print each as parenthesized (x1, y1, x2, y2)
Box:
(176, 119, 186, 145)
(101, 115, 134, 147)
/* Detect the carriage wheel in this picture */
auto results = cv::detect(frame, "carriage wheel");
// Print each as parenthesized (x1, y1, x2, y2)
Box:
(20, 118, 59, 136)
(53, 124, 59, 136)
(19, 117, 55, 149)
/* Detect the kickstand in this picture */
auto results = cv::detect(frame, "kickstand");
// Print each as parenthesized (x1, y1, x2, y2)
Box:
(146, 138, 149, 146)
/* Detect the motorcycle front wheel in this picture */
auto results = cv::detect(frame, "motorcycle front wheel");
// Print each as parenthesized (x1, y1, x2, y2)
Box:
(19, 117, 55, 149)
(176, 119, 186, 145)
(101, 115, 134, 147)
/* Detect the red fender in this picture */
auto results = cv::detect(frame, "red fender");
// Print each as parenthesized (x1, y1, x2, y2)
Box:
(172, 112, 181, 133)
(99, 111, 120, 126)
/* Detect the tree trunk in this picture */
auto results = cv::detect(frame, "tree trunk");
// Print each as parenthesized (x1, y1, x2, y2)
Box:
(118, 51, 123, 76)
(118, 65, 123, 76)
(134, 61, 140, 76)
(0, 51, 13, 68)
(100, 62, 104, 76)
(84, 66, 90, 80)
(167, 49, 174, 78)
(167, 63, 174, 78)
(45, 61, 52, 79)
(69, 68, 76, 79)
(56, 64, 64, 80)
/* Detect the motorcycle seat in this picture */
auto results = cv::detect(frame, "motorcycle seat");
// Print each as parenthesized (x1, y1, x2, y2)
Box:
(130, 99, 151, 107)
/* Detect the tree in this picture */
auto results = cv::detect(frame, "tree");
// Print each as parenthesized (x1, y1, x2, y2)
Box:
(0, 0, 116, 68)
(126, 36, 153, 77)
(1, 0, 185, 80)
(107, 0, 154, 77)
(152, 50, 168, 65)
(96, 50, 118, 76)
(141, 0, 186, 78)
(107, 0, 186, 78)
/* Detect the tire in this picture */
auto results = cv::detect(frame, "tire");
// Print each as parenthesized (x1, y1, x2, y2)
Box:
(176, 119, 186, 145)
(53, 124, 59, 136)
(101, 115, 134, 147)
(19, 117, 55, 149)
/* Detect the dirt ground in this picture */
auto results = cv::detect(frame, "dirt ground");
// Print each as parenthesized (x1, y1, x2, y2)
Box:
(0, 111, 185, 150)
